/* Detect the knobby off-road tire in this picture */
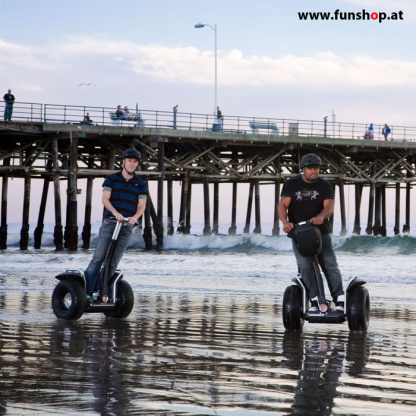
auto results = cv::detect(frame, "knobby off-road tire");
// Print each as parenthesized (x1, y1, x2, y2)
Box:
(104, 280, 134, 319)
(347, 286, 370, 331)
(52, 280, 87, 320)
(283, 285, 304, 331)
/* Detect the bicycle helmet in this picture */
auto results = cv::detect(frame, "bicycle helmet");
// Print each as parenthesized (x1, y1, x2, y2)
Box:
(300, 153, 322, 168)
(122, 148, 141, 162)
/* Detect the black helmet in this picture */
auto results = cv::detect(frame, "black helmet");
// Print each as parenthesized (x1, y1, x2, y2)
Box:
(300, 153, 322, 168)
(122, 148, 141, 162)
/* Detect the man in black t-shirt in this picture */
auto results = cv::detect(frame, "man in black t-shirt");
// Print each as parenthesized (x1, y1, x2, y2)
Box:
(278, 153, 345, 312)
(3, 89, 15, 121)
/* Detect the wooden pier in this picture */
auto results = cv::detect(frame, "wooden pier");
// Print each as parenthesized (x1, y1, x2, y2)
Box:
(1, 117, 416, 250)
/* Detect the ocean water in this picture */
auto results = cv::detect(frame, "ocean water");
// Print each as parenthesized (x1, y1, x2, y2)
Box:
(0, 223, 416, 415)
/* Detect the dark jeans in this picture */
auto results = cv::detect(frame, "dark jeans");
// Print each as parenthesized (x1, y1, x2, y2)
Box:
(84, 219, 133, 293)
(292, 233, 343, 299)
(4, 104, 13, 121)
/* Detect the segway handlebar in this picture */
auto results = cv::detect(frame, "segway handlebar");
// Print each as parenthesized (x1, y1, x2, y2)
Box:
(294, 220, 314, 228)
(109, 216, 132, 226)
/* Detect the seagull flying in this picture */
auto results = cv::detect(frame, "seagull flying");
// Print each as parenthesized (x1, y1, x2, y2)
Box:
(78, 83, 97, 87)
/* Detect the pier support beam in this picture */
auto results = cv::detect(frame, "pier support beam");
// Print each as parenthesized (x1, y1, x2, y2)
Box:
(394, 182, 400, 235)
(185, 182, 192, 234)
(272, 180, 281, 236)
(19, 174, 31, 250)
(338, 179, 347, 235)
(143, 197, 153, 250)
(52, 139, 63, 251)
(34, 176, 50, 249)
(203, 178, 211, 235)
(403, 179, 411, 234)
(0, 158, 10, 250)
(167, 179, 174, 235)
(177, 175, 189, 234)
(329, 183, 335, 233)
(212, 182, 219, 234)
(155, 141, 165, 249)
(381, 184, 387, 237)
(366, 182, 375, 235)
(373, 185, 383, 236)
(353, 183, 363, 235)
(82, 159, 94, 249)
(243, 182, 254, 234)
(253, 181, 261, 234)
(229, 182, 237, 235)
(64, 133, 78, 250)
(141, 149, 153, 250)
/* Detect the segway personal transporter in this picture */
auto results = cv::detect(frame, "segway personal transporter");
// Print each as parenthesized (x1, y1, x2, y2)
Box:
(51, 218, 135, 320)
(282, 221, 370, 332)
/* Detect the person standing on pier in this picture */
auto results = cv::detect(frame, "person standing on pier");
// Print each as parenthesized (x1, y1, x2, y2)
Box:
(3, 89, 15, 121)
(382, 124, 391, 141)
(278, 153, 345, 312)
(84, 148, 147, 300)
(217, 106, 224, 132)
(367, 123, 374, 140)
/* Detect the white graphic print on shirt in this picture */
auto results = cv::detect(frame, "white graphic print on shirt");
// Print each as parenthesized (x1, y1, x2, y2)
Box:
(295, 189, 320, 201)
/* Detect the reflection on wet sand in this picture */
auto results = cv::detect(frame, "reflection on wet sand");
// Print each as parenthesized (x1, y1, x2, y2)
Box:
(0, 292, 415, 415)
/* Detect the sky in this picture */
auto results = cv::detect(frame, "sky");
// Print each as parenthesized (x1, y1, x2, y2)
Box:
(1, 0, 416, 229)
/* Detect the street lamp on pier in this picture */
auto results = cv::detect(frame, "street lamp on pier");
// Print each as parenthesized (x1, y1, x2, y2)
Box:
(194, 22, 217, 115)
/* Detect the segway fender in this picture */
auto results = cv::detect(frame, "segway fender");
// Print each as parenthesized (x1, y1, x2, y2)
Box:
(346, 276, 367, 293)
(55, 270, 86, 288)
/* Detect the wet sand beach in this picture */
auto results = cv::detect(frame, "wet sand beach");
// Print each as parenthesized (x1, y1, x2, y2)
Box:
(1, 239, 416, 415)
(1, 284, 416, 414)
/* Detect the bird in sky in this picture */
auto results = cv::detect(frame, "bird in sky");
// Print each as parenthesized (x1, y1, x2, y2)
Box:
(78, 83, 97, 87)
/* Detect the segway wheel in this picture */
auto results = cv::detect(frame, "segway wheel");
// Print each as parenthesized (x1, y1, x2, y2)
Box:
(104, 280, 134, 319)
(347, 286, 370, 332)
(282, 285, 304, 331)
(52, 280, 87, 320)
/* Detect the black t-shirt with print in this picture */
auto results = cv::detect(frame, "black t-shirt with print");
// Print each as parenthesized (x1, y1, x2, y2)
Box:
(281, 174, 334, 235)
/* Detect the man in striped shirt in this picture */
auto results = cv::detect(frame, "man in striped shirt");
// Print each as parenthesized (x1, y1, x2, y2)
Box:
(84, 148, 147, 298)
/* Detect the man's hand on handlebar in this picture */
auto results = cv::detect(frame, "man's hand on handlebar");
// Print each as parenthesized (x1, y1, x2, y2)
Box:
(282, 222, 294, 233)
(310, 216, 324, 225)
(112, 211, 124, 221)
(127, 216, 137, 226)
(110, 213, 136, 226)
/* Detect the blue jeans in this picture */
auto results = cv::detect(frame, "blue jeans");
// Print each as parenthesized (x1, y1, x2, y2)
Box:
(292, 233, 343, 299)
(4, 104, 13, 121)
(84, 219, 133, 293)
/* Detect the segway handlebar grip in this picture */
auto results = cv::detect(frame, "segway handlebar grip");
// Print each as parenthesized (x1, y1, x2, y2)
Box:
(294, 220, 313, 228)
(109, 216, 131, 226)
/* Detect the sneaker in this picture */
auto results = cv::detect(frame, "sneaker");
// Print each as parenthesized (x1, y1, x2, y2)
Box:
(86, 293, 94, 302)
(309, 298, 319, 312)
(335, 294, 345, 312)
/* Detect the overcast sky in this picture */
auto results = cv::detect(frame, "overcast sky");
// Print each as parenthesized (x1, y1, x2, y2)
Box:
(1, 0, 415, 228)
(1, 0, 415, 125)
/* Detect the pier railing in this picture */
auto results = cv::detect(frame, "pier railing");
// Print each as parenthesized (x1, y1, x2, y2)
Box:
(2, 101, 416, 142)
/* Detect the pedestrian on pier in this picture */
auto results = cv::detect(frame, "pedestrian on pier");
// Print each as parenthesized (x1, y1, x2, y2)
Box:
(367, 123, 374, 140)
(3, 89, 15, 121)
(82, 112, 92, 125)
(115, 105, 123, 118)
(278, 153, 345, 313)
(119, 106, 131, 120)
(382, 124, 391, 141)
(84, 148, 147, 300)
(217, 106, 224, 132)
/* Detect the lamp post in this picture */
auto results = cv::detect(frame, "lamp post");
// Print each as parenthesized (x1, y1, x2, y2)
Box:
(194, 22, 217, 115)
